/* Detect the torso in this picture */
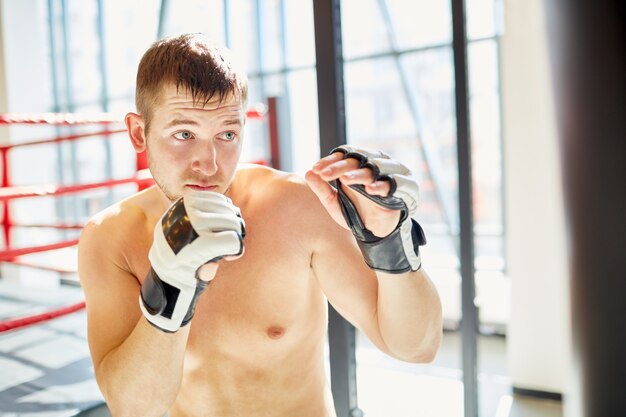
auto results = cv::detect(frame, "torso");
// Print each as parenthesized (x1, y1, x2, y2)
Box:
(119, 165, 337, 416)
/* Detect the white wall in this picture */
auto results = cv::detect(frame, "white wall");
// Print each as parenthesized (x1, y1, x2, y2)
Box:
(501, 0, 571, 394)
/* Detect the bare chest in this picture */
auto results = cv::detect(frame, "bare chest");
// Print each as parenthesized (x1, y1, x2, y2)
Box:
(193, 220, 324, 339)
(134, 210, 328, 359)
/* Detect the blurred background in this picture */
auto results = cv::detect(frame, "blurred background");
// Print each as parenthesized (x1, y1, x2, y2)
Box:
(1, 0, 613, 416)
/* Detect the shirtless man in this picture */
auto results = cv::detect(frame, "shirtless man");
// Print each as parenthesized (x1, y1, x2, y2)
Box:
(78, 33, 442, 417)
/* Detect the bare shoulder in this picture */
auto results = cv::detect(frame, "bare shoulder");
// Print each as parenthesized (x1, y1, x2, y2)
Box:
(81, 191, 150, 246)
(79, 187, 156, 278)
(234, 164, 346, 245)
(235, 164, 324, 215)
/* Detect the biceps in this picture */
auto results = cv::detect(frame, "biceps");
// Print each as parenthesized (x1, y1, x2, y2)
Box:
(311, 241, 380, 336)
(79, 258, 142, 369)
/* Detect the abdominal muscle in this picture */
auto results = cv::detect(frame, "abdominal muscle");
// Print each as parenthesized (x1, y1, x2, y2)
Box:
(168, 318, 336, 417)
(169, 341, 335, 417)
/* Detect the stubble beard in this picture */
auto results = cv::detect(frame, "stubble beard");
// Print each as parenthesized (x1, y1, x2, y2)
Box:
(147, 149, 234, 202)
(146, 150, 181, 202)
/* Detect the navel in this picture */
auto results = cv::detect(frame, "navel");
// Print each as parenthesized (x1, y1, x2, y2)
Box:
(267, 325, 285, 339)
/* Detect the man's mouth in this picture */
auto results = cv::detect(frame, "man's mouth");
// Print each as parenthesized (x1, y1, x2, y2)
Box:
(186, 184, 218, 191)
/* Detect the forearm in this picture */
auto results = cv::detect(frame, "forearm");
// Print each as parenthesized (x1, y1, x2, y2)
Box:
(97, 317, 190, 416)
(376, 268, 442, 362)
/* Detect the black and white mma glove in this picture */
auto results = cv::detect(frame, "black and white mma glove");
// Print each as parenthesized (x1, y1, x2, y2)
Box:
(140, 190, 245, 332)
(331, 145, 426, 274)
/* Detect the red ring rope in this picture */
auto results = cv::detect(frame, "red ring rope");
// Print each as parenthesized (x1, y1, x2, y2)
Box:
(0, 129, 127, 151)
(0, 113, 123, 125)
(0, 168, 153, 202)
(5, 258, 77, 274)
(0, 239, 79, 261)
(0, 170, 154, 260)
(8, 223, 85, 230)
(0, 301, 86, 333)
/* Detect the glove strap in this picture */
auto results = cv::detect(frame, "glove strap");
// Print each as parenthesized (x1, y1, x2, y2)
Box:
(336, 181, 426, 273)
(140, 267, 208, 333)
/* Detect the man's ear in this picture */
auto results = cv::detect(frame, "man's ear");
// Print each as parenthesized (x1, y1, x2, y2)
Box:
(125, 112, 147, 153)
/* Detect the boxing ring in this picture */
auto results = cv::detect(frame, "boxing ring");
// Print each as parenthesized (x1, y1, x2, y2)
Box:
(0, 107, 267, 416)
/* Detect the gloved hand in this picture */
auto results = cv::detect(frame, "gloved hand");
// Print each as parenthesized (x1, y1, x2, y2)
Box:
(331, 145, 426, 273)
(139, 189, 245, 332)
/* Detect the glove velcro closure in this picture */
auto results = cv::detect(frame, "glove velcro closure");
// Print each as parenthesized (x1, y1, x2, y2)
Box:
(336, 183, 426, 273)
(356, 225, 416, 273)
(139, 267, 209, 333)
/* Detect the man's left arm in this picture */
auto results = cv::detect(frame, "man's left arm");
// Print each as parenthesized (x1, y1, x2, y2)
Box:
(305, 146, 442, 363)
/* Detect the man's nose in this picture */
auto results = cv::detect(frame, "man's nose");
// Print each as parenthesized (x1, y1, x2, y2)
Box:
(190, 140, 218, 176)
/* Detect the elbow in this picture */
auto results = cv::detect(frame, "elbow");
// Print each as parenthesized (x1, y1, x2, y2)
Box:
(394, 329, 443, 364)
(97, 372, 171, 417)
(392, 345, 437, 364)
(105, 395, 169, 417)
(403, 345, 438, 364)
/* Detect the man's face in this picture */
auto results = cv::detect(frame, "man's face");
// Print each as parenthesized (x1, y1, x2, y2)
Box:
(145, 84, 245, 201)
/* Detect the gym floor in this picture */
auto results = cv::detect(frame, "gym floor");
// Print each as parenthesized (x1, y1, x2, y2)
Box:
(356, 330, 563, 417)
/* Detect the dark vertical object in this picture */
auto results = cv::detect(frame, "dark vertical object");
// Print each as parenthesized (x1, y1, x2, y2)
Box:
(327, 306, 359, 417)
(451, 1, 479, 416)
(312, 1, 361, 416)
(313, 0, 347, 155)
(266, 96, 292, 171)
(1, 149, 11, 253)
(267, 97, 281, 170)
(545, 1, 626, 416)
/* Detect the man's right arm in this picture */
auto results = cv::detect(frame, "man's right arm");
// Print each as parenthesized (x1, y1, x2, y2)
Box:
(78, 217, 190, 417)
(79, 191, 245, 416)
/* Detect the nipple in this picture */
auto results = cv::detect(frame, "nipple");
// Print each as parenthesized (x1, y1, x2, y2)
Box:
(267, 326, 285, 339)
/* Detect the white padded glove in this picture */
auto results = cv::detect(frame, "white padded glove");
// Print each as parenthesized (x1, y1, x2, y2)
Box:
(140, 189, 245, 332)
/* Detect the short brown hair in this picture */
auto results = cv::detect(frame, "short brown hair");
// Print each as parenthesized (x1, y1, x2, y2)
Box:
(135, 33, 248, 131)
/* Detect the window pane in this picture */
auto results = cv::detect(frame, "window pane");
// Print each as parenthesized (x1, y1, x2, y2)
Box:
(467, 0, 499, 40)
(104, 1, 160, 100)
(283, 0, 315, 68)
(402, 48, 458, 231)
(286, 69, 319, 175)
(468, 39, 503, 269)
(344, 58, 414, 144)
(341, 0, 392, 59)
(345, 48, 458, 262)
(66, 0, 101, 107)
(161, 0, 226, 43)
(258, 0, 284, 72)
(385, 0, 452, 49)
(228, 0, 259, 73)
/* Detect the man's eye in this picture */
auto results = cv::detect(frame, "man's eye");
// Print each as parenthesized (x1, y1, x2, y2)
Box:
(218, 131, 237, 141)
(173, 131, 193, 140)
